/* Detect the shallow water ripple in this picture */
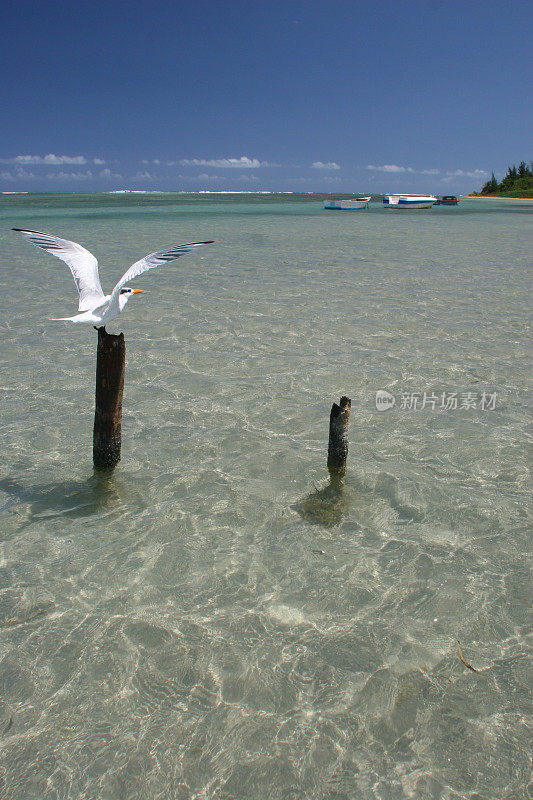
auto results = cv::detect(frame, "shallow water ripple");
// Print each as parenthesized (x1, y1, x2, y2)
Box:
(0, 194, 531, 799)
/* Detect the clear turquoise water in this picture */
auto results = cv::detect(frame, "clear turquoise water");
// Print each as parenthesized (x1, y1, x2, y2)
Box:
(0, 193, 531, 799)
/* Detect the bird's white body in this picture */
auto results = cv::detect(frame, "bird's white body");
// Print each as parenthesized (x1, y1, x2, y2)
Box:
(53, 292, 131, 325)
(14, 228, 213, 327)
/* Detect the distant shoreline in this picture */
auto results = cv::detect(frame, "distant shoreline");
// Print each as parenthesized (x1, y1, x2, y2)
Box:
(467, 194, 533, 200)
(468, 195, 533, 200)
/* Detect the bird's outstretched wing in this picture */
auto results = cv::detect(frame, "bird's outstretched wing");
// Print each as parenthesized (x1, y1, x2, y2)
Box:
(13, 228, 105, 311)
(110, 241, 214, 301)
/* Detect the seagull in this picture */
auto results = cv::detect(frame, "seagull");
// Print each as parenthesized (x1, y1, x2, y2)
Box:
(13, 228, 213, 328)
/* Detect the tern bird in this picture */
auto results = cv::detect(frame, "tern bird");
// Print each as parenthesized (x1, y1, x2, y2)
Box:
(14, 228, 213, 327)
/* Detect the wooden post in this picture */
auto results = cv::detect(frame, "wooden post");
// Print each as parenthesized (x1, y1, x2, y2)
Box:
(327, 395, 351, 476)
(93, 327, 125, 471)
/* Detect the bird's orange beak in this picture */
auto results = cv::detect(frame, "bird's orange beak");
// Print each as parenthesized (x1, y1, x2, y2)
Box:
(133, 289, 145, 294)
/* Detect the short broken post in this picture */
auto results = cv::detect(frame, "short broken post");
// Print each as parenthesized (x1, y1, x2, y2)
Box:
(327, 396, 351, 476)
(93, 327, 125, 471)
(296, 395, 352, 526)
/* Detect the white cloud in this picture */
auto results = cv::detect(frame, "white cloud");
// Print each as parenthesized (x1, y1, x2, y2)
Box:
(1, 169, 37, 180)
(99, 168, 122, 179)
(193, 172, 259, 183)
(367, 164, 414, 173)
(2, 167, 115, 182)
(13, 154, 89, 165)
(367, 164, 442, 175)
(446, 168, 488, 178)
(132, 171, 154, 180)
(46, 170, 93, 180)
(179, 156, 274, 168)
(312, 161, 340, 170)
(291, 175, 341, 185)
(1, 154, 106, 166)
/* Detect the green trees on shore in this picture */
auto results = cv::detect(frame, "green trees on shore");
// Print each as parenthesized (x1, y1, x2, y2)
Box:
(474, 161, 533, 197)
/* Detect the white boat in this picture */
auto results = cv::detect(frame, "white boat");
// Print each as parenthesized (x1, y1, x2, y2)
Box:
(382, 194, 437, 209)
(324, 196, 371, 210)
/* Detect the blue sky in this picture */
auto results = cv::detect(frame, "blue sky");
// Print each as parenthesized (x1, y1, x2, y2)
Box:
(1, 0, 531, 193)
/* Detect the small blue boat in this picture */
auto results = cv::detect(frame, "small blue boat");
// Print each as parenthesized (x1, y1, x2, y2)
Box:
(436, 195, 459, 205)
(383, 194, 437, 209)
(324, 196, 371, 210)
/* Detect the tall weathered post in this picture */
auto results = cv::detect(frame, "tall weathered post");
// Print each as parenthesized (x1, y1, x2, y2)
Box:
(327, 395, 351, 476)
(93, 327, 125, 471)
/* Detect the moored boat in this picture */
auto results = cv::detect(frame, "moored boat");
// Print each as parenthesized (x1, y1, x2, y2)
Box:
(436, 195, 459, 205)
(383, 194, 437, 209)
(324, 196, 371, 210)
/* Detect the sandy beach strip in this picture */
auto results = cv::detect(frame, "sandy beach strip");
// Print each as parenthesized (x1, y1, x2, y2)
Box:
(467, 195, 533, 200)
